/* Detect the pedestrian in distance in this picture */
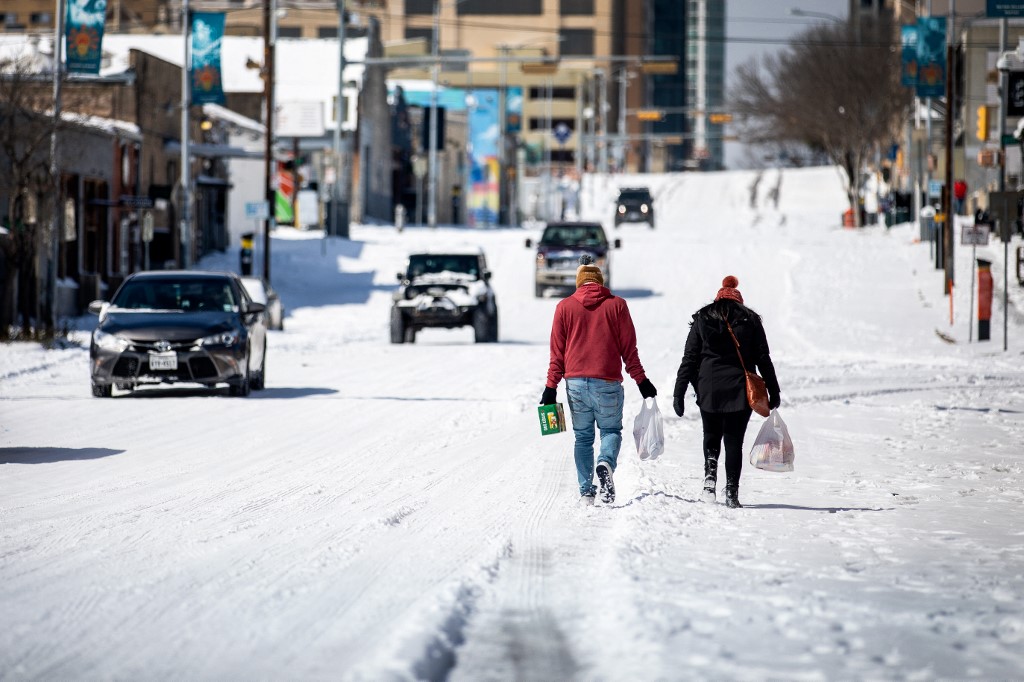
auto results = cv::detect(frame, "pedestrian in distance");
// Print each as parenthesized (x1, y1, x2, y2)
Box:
(540, 255, 657, 506)
(672, 276, 781, 508)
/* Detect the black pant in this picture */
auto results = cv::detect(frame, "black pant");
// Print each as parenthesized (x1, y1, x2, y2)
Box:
(700, 408, 752, 485)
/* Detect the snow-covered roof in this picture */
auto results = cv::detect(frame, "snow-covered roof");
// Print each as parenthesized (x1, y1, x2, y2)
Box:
(99, 35, 367, 95)
(202, 102, 264, 134)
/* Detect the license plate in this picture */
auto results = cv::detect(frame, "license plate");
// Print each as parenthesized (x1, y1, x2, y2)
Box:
(149, 351, 178, 371)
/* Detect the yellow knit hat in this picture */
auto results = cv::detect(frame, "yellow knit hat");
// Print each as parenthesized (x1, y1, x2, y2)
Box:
(576, 255, 605, 288)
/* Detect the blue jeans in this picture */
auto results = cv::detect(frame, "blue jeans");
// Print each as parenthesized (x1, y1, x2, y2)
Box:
(565, 377, 624, 496)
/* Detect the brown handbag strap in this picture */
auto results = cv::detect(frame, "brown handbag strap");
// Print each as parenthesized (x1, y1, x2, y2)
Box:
(724, 320, 751, 375)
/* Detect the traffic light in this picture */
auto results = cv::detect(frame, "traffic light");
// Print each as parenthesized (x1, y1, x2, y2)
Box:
(977, 105, 989, 142)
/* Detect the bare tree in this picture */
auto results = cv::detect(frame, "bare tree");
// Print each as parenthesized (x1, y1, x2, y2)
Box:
(730, 17, 910, 223)
(0, 55, 61, 340)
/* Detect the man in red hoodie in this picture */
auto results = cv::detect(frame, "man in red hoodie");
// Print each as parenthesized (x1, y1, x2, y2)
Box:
(540, 255, 657, 505)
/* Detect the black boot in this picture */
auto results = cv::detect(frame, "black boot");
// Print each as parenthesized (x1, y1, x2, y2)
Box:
(701, 451, 718, 503)
(724, 483, 742, 508)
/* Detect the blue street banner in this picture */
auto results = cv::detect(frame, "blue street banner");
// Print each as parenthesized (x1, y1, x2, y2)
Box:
(506, 86, 523, 134)
(191, 12, 225, 105)
(468, 89, 500, 227)
(987, 1, 1024, 17)
(900, 25, 919, 87)
(65, 0, 107, 74)
(916, 17, 946, 98)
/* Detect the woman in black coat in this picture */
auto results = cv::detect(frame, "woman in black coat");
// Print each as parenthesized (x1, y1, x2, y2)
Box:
(672, 276, 781, 508)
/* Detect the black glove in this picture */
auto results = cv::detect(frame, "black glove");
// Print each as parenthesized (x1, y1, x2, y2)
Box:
(769, 392, 781, 410)
(540, 386, 557, 405)
(673, 396, 684, 417)
(638, 378, 657, 399)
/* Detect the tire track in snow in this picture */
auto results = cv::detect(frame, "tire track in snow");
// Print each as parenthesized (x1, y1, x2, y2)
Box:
(448, 441, 579, 680)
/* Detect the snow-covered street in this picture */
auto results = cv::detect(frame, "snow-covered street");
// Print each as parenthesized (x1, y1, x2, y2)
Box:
(2, 167, 1023, 680)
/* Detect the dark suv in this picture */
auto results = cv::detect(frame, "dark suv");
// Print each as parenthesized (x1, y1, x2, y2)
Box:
(615, 186, 655, 228)
(526, 221, 620, 297)
(391, 250, 498, 344)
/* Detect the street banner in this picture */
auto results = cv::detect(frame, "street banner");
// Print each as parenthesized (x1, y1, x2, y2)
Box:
(191, 12, 225, 105)
(468, 89, 500, 227)
(65, 0, 107, 74)
(506, 87, 523, 134)
(900, 25, 919, 87)
(276, 162, 295, 224)
(916, 17, 946, 98)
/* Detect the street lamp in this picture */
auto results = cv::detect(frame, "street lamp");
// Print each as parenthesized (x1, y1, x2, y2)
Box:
(788, 7, 843, 24)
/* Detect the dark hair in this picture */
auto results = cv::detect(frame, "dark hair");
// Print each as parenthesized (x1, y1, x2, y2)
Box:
(690, 298, 761, 327)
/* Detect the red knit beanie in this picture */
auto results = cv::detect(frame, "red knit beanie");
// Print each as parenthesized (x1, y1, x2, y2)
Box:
(715, 275, 743, 304)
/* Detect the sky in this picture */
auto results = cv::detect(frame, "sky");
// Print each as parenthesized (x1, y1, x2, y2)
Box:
(724, 0, 849, 168)
(2, 166, 1023, 679)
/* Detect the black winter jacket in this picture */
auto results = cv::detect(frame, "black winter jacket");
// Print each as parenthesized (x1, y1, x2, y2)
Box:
(673, 299, 780, 413)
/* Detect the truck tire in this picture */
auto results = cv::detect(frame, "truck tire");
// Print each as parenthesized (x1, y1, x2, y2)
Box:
(390, 308, 406, 344)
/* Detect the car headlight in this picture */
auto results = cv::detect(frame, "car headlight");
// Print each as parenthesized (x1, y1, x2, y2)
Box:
(536, 253, 546, 263)
(93, 330, 130, 352)
(641, 204, 649, 213)
(200, 330, 239, 347)
(618, 205, 626, 213)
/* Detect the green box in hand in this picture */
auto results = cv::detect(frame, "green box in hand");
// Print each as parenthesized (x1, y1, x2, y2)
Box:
(538, 403, 567, 436)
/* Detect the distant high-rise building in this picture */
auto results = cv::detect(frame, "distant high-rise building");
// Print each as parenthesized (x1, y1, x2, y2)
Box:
(685, 0, 725, 170)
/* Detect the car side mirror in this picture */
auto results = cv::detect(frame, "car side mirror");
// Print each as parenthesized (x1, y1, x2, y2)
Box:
(614, 238, 622, 249)
(397, 272, 405, 282)
(482, 271, 491, 282)
(88, 300, 107, 315)
(525, 238, 533, 248)
(246, 301, 267, 314)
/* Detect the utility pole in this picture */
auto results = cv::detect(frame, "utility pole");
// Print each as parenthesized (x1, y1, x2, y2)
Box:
(428, 0, 440, 228)
(943, 0, 954, 296)
(598, 68, 608, 174)
(262, 0, 277, 281)
(48, 0, 64, 331)
(617, 67, 627, 171)
(180, 0, 191, 268)
(331, 0, 347, 238)
(498, 45, 511, 226)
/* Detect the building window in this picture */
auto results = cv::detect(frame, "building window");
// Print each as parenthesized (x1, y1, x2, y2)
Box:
(30, 12, 52, 24)
(560, 0, 593, 15)
(458, 0, 542, 15)
(277, 26, 302, 38)
(528, 86, 576, 99)
(406, 0, 433, 14)
(559, 29, 593, 56)
(405, 26, 434, 46)
(318, 26, 337, 38)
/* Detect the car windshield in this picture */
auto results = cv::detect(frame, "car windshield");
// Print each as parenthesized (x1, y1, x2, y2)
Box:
(539, 225, 608, 247)
(112, 279, 238, 312)
(407, 254, 480, 279)
(618, 189, 651, 202)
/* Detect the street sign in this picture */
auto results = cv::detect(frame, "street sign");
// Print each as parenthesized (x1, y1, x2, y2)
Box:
(961, 224, 991, 245)
(553, 123, 572, 145)
(142, 211, 155, 243)
(245, 201, 269, 220)
(119, 195, 154, 209)
(636, 110, 664, 122)
(987, 0, 1024, 17)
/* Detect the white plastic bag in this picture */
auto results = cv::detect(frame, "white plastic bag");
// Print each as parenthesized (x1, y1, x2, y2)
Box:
(633, 397, 665, 461)
(748, 409, 795, 472)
